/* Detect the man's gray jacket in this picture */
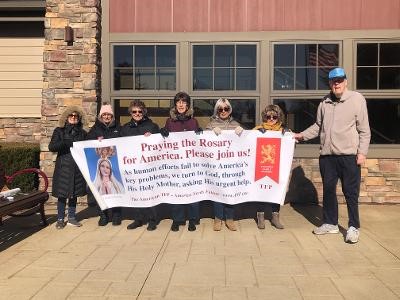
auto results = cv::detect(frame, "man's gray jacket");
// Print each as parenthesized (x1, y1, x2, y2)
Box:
(301, 90, 371, 156)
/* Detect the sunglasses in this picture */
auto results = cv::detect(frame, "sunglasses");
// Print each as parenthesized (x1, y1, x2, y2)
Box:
(218, 107, 230, 113)
(131, 110, 143, 114)
(68, 113, 79, 118)
(265, 115, 278, 120)
(330, 78, 345, 84)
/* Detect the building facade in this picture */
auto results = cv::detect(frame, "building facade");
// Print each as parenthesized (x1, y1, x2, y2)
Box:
(0, 0, 45, 142)
(1, 0, 400, 203)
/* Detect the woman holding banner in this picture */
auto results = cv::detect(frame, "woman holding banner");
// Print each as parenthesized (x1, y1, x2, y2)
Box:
(121, 100, 160, 231)
(206, 98, 244, 231)
(163, 91, 201, 232)
(87, 102, 123, 226)
(49, 105, 88, 229)
(253, 104, 288, 230)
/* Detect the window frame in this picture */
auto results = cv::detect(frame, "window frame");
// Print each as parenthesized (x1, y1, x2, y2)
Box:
(271, 41, 342, 94)
(103, 27, 400, 158)
(270, 41, 343, 155)
(110, 42, 180, 97)
(354, 39, 400, 93)
(189, 42, 260, 96)
(354, 40, 400, 153)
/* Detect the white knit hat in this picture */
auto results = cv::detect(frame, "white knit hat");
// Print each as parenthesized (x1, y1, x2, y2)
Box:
(98, 104, 114, 118)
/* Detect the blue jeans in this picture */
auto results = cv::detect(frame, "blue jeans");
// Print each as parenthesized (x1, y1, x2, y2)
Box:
(213, 202, 234, 220)
(171, 203, 199, 222)
(57, 197, 77, 220)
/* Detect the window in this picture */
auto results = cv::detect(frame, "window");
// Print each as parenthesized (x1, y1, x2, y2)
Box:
(114, 99, 173, 128)
(357, 42, 400, 89)
(367, 99, 400, 144)
(273, 98, 400, 145)
(273, 43, 339, 90)
(355, 41, 400, 145)
(271, 42, 341, 148)
(192, 44, 257, 91)
(113, 44, 176, 91)
(114, 98, 257, 130)
(273, 99, 321, 144)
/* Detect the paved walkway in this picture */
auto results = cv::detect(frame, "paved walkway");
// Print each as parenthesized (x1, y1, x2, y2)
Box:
(0, 204, 400, 300)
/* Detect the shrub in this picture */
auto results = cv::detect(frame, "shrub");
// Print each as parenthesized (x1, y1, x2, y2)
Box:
(0, 143, 40, 192)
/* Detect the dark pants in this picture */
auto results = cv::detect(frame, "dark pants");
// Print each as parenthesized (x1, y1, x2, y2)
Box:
(213, 202, 234, 220)
(171, 203, 199, 222)
(319, 155, 361, 228)
(99, 207, 122, 218)
(133, 207, 157, 223)
(257, 202, 280, 214)
(57, 197, 77, 220)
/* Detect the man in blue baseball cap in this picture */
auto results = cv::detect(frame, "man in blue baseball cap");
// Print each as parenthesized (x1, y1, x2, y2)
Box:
(328, 68, 347, 98)
(294, 67, 371, 244)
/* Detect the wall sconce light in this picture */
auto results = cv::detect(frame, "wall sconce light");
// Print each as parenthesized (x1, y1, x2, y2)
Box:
(64, 26, 74, 44)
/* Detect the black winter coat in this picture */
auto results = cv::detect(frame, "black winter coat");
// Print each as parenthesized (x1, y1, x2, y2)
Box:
(86, 119, 121, 140)
(120, 117, 160, 137)
(49, 125, 87, 198)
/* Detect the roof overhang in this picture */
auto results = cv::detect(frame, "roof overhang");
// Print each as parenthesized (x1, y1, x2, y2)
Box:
(0, 1, 45, 10)
(0, 0, 45, 21)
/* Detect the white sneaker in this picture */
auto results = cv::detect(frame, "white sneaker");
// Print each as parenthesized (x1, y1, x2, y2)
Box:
(67, 218, 82, 227)
(345, 226, 360, 243)
(313, 223, 339, 235)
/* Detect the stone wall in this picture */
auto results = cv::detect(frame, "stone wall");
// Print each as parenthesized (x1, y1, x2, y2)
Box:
(41, 0, 101, 202)
(0, 118, 42, 143)
(287, 158, 400, 205)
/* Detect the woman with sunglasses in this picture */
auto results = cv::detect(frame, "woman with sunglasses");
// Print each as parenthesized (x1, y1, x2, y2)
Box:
(49, 106, 88, 229)
(87, 102, 123, 226)
(206, 98, 244, 231)
(121, 100, 160, 231)
(253, 104, 287, 230)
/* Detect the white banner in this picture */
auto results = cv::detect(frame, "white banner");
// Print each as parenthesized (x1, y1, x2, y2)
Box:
(71, 130, 295, 210)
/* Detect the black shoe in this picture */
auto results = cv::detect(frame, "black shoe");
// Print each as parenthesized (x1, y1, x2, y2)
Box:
(98, 215, 109, 226)
(127, 220, 143, 230)
(112, 214, 122, 226)
(147, 220, 157, 231)
(171, 221, 180, 232)
(188, 220, 196, 231)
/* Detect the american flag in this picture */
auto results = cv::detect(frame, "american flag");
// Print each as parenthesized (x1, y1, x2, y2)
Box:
(305, 44, 338, 67)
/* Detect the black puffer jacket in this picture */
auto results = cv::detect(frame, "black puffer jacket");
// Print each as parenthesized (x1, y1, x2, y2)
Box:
(87, 119, 121, 140)
(120, 116, 160, 137)
(48, 106, 88, 198)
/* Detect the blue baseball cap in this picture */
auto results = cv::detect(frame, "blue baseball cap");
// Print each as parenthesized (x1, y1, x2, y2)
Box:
(328, 67, 347, 80)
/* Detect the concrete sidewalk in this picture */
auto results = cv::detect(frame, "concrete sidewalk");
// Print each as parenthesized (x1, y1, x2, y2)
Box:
(0, 204, 400, 300)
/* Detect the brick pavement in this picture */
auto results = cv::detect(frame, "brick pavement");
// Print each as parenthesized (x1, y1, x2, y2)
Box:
(0, 204, 399, 300)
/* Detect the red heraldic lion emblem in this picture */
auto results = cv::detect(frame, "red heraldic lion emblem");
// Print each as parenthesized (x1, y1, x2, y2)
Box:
(254, 138, 281, 183)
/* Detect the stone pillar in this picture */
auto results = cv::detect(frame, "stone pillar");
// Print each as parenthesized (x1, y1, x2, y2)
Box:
(41, 0, 101, 201)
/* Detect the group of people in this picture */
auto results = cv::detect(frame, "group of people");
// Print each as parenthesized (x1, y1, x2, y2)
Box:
(49, 67, 370, 244)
